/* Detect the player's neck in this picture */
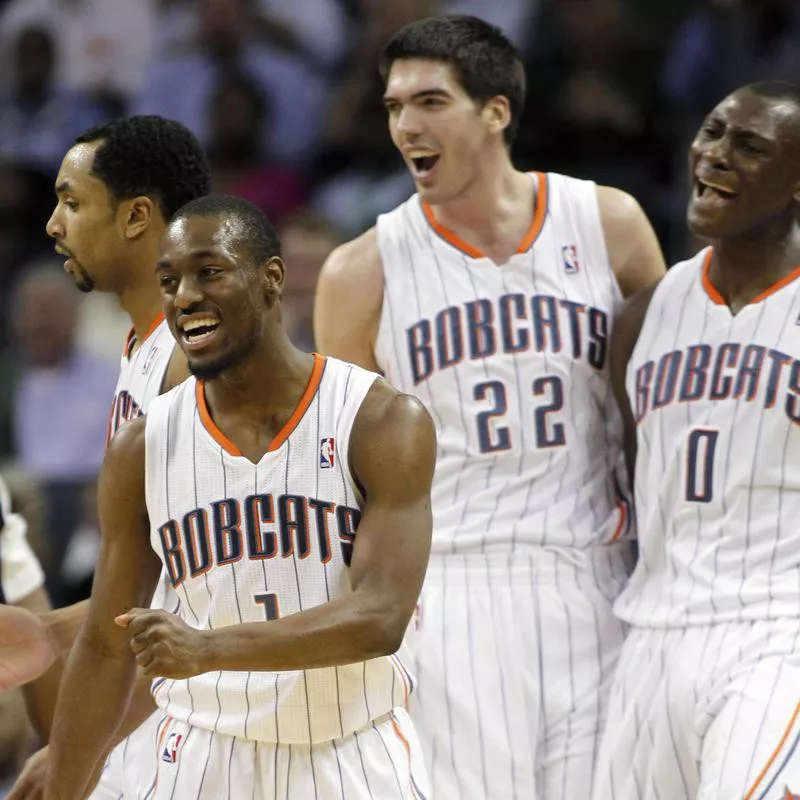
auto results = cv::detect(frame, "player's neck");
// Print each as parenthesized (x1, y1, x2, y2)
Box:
(117, 278, 164, 348)
(430, 161, 535, 260)
(709, 217, 800, 309)
(204, 329, 313, 418)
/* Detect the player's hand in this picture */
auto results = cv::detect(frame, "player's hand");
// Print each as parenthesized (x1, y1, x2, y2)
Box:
(0, 604, 58, 691)
(115, 609, 209, 679)
(6, 744, 48, 800)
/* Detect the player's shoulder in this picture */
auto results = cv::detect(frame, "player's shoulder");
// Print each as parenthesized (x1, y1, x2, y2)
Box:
(319, 227, 381, 285)
(105, 414, 147, 471)
(355, 378, 434, 441)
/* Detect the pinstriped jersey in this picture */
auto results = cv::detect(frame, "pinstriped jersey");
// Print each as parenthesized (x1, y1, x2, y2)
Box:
(617, 247, 800, 626)
(106, 313, 177, 613)
(144, 355, 416, 744)
(106, 314, 175, 447)
(374, 172, 631, 554)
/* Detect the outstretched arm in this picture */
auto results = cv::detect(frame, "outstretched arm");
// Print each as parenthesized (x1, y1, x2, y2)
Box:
(117, 380, 436, 677)
(45, 417, 161, 800)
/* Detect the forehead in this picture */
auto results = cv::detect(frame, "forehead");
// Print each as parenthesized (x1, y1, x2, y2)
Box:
(55, 141, 106, 193)
(706, 90, 800, 141)
(162, 214, 243, 259)
(384, 58, 465, 100)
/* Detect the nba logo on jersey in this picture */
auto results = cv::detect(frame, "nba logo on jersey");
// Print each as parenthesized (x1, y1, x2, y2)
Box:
(320, 437, 335, 468)
(561, 244, 580, 274)
(161, 731, 183, 764)
(142, 346, 159, 375)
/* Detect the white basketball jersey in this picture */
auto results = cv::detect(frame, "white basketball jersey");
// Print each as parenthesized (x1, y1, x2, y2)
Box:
(617, 247, 800, 626)
(106, 314, 175, 446)
(375, 172, 631, 554)
(144, 355, 416, 744)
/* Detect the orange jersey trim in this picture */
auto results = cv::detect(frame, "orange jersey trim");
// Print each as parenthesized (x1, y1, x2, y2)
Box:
(421, 172, 549, 260)
(124, 311, 166, 359)
(267, 353, 326, 452)
(702, 249, 800, 307)
(744, 701, 800, 800)
(196, 353, 326, 458)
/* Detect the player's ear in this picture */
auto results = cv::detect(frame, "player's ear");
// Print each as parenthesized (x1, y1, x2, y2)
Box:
(261, 256, 285, 304)
(124, 196, 156, 240)
(482, 95, 511, 138)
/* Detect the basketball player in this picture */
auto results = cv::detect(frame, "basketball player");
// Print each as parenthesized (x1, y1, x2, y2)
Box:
(314, 15, 666, 799)
(9, 116, 211, 799)
(592, 81, 800, 798)
(44, 195, 435, 800)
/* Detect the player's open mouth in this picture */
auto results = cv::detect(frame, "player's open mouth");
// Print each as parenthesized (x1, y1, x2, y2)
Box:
(695, 179, 737, 203)
(179, 316, 221, 348)
(409, 152, 441, 179)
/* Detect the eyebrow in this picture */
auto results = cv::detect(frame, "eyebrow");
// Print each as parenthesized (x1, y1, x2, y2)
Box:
(383, 88, 452, 104)
(155, 247, 225, 271)
(55, 180, 71, 194)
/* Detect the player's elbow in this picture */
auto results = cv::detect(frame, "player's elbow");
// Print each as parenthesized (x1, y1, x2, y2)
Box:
(363, 601, 413, 657)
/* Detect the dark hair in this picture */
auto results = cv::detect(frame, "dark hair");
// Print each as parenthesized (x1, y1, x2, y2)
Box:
(74, 115, 211, 220)
(744, 80, 800, 111)
(379, 15, 526, 146)
(172, 194, 281, 264)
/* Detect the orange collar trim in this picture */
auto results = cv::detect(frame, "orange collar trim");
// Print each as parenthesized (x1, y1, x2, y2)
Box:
(421, 171, 549, 260)
(702, 248, 800, 307)
(196, 353, 327, 458)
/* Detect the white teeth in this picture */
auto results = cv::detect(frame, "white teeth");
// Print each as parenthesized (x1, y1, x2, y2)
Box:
(181, 317, 218, 333)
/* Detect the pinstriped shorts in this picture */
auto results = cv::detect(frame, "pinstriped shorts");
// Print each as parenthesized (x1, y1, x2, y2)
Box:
(592, 619, 800, 800)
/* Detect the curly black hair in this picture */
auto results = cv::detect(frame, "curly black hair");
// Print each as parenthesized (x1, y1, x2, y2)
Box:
(74, 115, 211, 221)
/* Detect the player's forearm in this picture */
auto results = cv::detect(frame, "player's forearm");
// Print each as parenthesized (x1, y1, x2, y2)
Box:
(205, 592, 409, 673)
(45, 629, 136, 800)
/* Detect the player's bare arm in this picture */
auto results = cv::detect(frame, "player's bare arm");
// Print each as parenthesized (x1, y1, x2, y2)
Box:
(117, 380, 436, 678)
(45, 417, 162, 800)
(609, 281, 662, 482)
(598, 186, 667, 297)
(314, 227, 384, 371)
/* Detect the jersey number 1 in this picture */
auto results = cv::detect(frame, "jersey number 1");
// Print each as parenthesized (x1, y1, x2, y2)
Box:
(685, 428, 719, 503)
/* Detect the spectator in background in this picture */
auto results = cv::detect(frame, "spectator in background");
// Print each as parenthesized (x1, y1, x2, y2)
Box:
(0, 25, 103, 176)
(0, 0, 159, 115)
(279, 211, 341, 351)
(311, 0, 438, 235)
(6, 263, 116, 600)
(207, 71, 305, 226)
(518, 0, 676, 253)
(135, 0, 326, 167)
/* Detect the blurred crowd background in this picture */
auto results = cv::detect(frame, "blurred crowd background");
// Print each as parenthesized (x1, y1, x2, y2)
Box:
(0, 0, 799, 784)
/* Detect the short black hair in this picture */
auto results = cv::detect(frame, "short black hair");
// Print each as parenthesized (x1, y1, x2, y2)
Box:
(379, 15, 526, 146)
(172, 195, 281, 265)
(744, 80, 800, 111)
(74, 115, 211, 221)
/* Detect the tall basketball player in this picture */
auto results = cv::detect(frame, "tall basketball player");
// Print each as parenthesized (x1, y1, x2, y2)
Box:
(9, 116, 211, 799)
(44, 195, 435, 800)
(592, 82, 800, 798)
(314, 15, 667, 799)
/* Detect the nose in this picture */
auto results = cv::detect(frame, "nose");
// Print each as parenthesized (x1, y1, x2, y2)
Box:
(45, 206, 62, 239)
(701, 135, 731, 170)
(174, 273, 203, 310)
(395, 105, 422, 138)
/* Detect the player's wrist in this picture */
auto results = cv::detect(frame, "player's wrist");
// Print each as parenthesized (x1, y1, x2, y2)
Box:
(198, 629, 219, 673)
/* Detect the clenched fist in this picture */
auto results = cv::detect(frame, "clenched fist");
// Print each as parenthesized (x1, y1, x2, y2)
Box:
(115, 609, 211, 679)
